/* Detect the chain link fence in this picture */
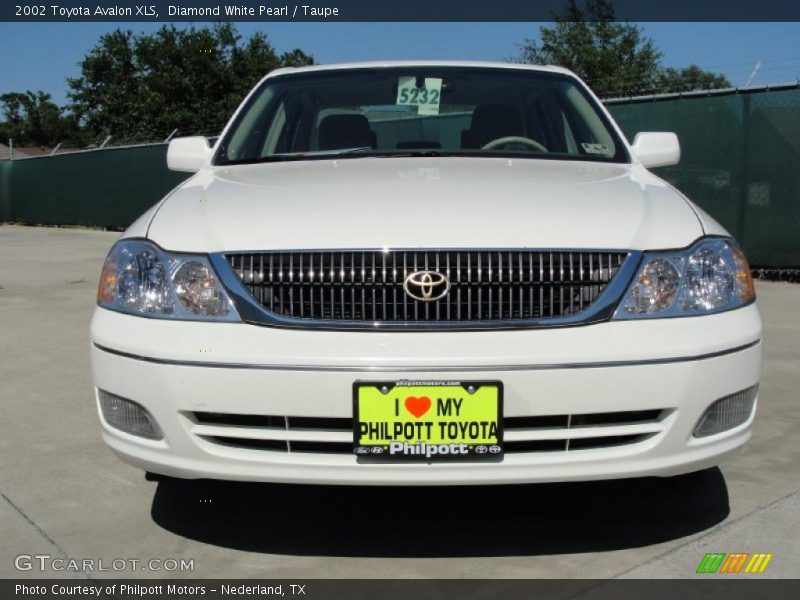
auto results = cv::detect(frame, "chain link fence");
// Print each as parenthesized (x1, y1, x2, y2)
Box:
(607, 83, 800, 268)
(0, 142, 188, 228)
(1, 85, 799, 268)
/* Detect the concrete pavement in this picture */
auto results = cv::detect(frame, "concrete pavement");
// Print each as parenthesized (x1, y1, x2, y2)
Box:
(1, 225, 798, 579)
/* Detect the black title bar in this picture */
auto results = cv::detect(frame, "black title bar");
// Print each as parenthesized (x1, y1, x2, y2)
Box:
(5, 580, 800, 600)
(3, 0, 800, 22)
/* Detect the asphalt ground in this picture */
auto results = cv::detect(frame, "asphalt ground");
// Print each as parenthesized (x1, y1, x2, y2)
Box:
(0, 224, 798, 579)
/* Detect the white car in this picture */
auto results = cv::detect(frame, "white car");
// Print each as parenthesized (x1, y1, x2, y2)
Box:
(91, 61, 761, 485)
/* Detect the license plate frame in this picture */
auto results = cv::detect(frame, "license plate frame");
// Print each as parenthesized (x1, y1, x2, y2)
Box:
(353, 380, 503, 461)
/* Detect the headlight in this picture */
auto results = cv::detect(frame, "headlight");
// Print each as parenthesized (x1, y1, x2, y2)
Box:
(97, 240, 239, 321)
(615, 238, 755, 319)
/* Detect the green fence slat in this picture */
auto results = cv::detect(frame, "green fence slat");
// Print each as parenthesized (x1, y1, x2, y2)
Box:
(608, 87, 800, 267)
(0, 160, 12, 221)
(1, 144, 189, 229)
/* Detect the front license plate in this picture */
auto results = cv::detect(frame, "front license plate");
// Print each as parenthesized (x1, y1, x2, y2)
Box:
(353, 380, 503, 461)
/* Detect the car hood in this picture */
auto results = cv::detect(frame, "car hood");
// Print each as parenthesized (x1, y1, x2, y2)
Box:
(144, 157, 705, 252)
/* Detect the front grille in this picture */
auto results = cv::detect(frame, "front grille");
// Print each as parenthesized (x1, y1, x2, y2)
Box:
(224, 250, 629, 327)
(191, 409, 667, 456)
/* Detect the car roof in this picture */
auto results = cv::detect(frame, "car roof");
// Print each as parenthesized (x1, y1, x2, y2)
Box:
(266, 60, 576, 79)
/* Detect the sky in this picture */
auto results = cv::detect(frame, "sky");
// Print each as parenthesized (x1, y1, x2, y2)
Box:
(1, 22, 799, 105)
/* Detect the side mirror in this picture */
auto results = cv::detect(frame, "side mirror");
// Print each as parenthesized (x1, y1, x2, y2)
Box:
(631, 132, 680, 168)
(167, 136, 211, 172)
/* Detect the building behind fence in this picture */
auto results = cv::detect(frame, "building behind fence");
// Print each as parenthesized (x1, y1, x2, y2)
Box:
(1, 84, 798, 267)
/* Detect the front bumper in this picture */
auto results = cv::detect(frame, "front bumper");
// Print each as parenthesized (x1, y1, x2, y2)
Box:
(90, 305, 762, 485)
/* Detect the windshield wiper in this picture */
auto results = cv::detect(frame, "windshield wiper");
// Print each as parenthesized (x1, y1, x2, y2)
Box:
(333, 148, 444, 158)
(220, 147, 445, 166)
(220, 147, 375, 165)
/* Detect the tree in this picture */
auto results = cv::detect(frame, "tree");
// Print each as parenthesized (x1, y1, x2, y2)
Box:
(67, 24, 313, 142)
(655, 65, 730, 93)
(65, 29, 140, 142)
(519, 0, 729, 97)
(0, 90, 83, 146)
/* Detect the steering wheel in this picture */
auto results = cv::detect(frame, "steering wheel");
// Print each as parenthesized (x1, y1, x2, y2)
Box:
(481, 136, 549, 153)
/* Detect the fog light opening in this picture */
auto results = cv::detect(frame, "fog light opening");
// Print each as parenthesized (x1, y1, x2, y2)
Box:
(693, 385, 758, 438)
(98, 390, 163, 440)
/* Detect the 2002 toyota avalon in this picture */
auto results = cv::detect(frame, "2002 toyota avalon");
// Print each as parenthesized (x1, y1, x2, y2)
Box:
(91, 61, 761, 484)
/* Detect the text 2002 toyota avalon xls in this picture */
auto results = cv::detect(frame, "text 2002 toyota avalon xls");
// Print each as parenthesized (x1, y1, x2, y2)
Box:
(91, 62, 761, 484)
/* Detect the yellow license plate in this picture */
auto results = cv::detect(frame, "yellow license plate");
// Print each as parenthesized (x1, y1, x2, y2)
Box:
(353, 381, 503, 460)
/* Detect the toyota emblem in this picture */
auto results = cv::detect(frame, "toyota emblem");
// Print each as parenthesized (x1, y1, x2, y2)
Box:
(403, 270, 450, 302)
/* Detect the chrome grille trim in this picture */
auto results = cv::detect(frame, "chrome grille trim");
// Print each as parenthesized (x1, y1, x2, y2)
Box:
(190, 409, 669, 455)
(210, 249, 640, 330)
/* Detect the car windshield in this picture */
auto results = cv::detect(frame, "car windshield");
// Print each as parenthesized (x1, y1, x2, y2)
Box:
(214, 66, 629, 165)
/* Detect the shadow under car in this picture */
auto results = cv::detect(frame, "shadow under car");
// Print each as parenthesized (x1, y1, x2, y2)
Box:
(149, 467, 730, 557)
